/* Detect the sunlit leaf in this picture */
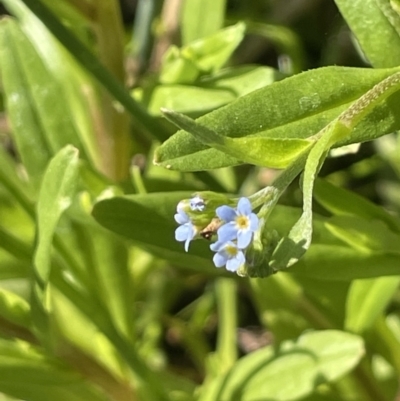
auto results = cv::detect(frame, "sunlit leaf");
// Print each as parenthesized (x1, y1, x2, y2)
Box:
(155, 66, 400, 171)
(335, 0, 400, 67)
(34, 145, 79, 284)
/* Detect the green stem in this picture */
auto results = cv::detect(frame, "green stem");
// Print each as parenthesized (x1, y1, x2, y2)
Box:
(248, 148, 309, 211)
(215, 278, 237, 373)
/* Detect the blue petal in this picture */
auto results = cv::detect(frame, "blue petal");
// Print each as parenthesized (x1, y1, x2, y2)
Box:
(174, 209, 189, 224)
(184, 235, 194, 252)
(250, 213, 259, 231)
(213, 252, 227, 267)
(237, 230, 252, 248)
(216, 205, 236, 222)
(217, 222, 238, 242)
(237, 197, 252, 215)
(175, 224, 191, 241)
(210, 240, 225, 252)
(226, 251, 245, 272)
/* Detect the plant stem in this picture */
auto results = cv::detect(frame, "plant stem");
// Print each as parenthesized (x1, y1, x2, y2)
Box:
(215, 278, 237, 373)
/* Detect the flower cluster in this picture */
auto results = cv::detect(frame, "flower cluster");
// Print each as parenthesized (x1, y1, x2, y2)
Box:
(174, 195, 259, 273)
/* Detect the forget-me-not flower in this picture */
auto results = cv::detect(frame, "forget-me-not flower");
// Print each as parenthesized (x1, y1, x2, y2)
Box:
(216, 197, 259, 248)
(175, 208, 196, 252)
(210, 240, 245, 272)
(190, 195, 205, 211)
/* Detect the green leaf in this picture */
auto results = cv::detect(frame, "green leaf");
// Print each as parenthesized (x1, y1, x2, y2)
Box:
(334, 0, 400, 68)
(0, 252, 28, 280)
(270, 71, 400, 269)
(92, 192, 217, 274)
(9, 0, 168, 141)
(0, 146, 34, 213)
(0, 17, 86, 162)
(160, 22, 246, 84)
(141, 65, 280, 116)
(2, 0, 104, 171)
(242, 352, 317, 401)
(181, 0, 226, 44)
(50, 285, 130, 381)
(0, 338, 108, 401)
(296, 330, 364, 382)
(73, 225, 134, 338)
(0, 18, 53, 184)
(0, 288, 30, 328)
(200, 330, 363, 401)
(314, 178, 400, 234)
(325, 216, 400, 254)
(162, 108, 313, 169)
(155, 66, 400, 171)
(34, 145, 79, 284)
(345, 277, 400, 333)
(294, 245, 400, 281)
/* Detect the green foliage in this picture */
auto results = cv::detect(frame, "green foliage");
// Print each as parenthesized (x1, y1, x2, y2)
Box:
(0, 0, 400, 401)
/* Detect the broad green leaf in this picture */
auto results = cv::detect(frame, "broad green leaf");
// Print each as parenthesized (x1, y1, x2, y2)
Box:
(34, 146, 79, 284)
(314, 178, 400, 234)
(140, 66, 280, 116)
(181, 0, 226, 44)
(162, 108, 313, 169)
(242, 352, 317, 401)
(155, 66, 400, 171)
(334, 0, 400, 68)
(270, 71, 400, 270)
(345, 277, 400, 333)
(0, 338, 108, 401)
(296, 330, 364, 381)
(160, 23, 246, 84)
(200, 330, 363, 401)
(92, 192, 218, 274)
(0, 288, 30, 328)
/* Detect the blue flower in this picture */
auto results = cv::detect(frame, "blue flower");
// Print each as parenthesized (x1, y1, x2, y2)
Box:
(216, 197, 259, 248)
(210, 240, 245, 272)
(190, 195, 205, 211)
(174, 209, 196, 252)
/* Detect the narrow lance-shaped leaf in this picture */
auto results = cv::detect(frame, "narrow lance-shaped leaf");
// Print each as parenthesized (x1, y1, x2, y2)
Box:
(34, 145, 79, 285)
(345, 277, 400, 333)
(0, 338, 108, 401)
(0, 18, 52, 185)
(161, 108, 314, 169)
(15, 0, 168, 141)
(181, 0, 226, 44)
(270, 71, 400, 270)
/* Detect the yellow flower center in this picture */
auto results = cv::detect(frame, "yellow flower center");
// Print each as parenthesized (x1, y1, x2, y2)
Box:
(235, 215, 249, 230)
(225, 245, 238, 257)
